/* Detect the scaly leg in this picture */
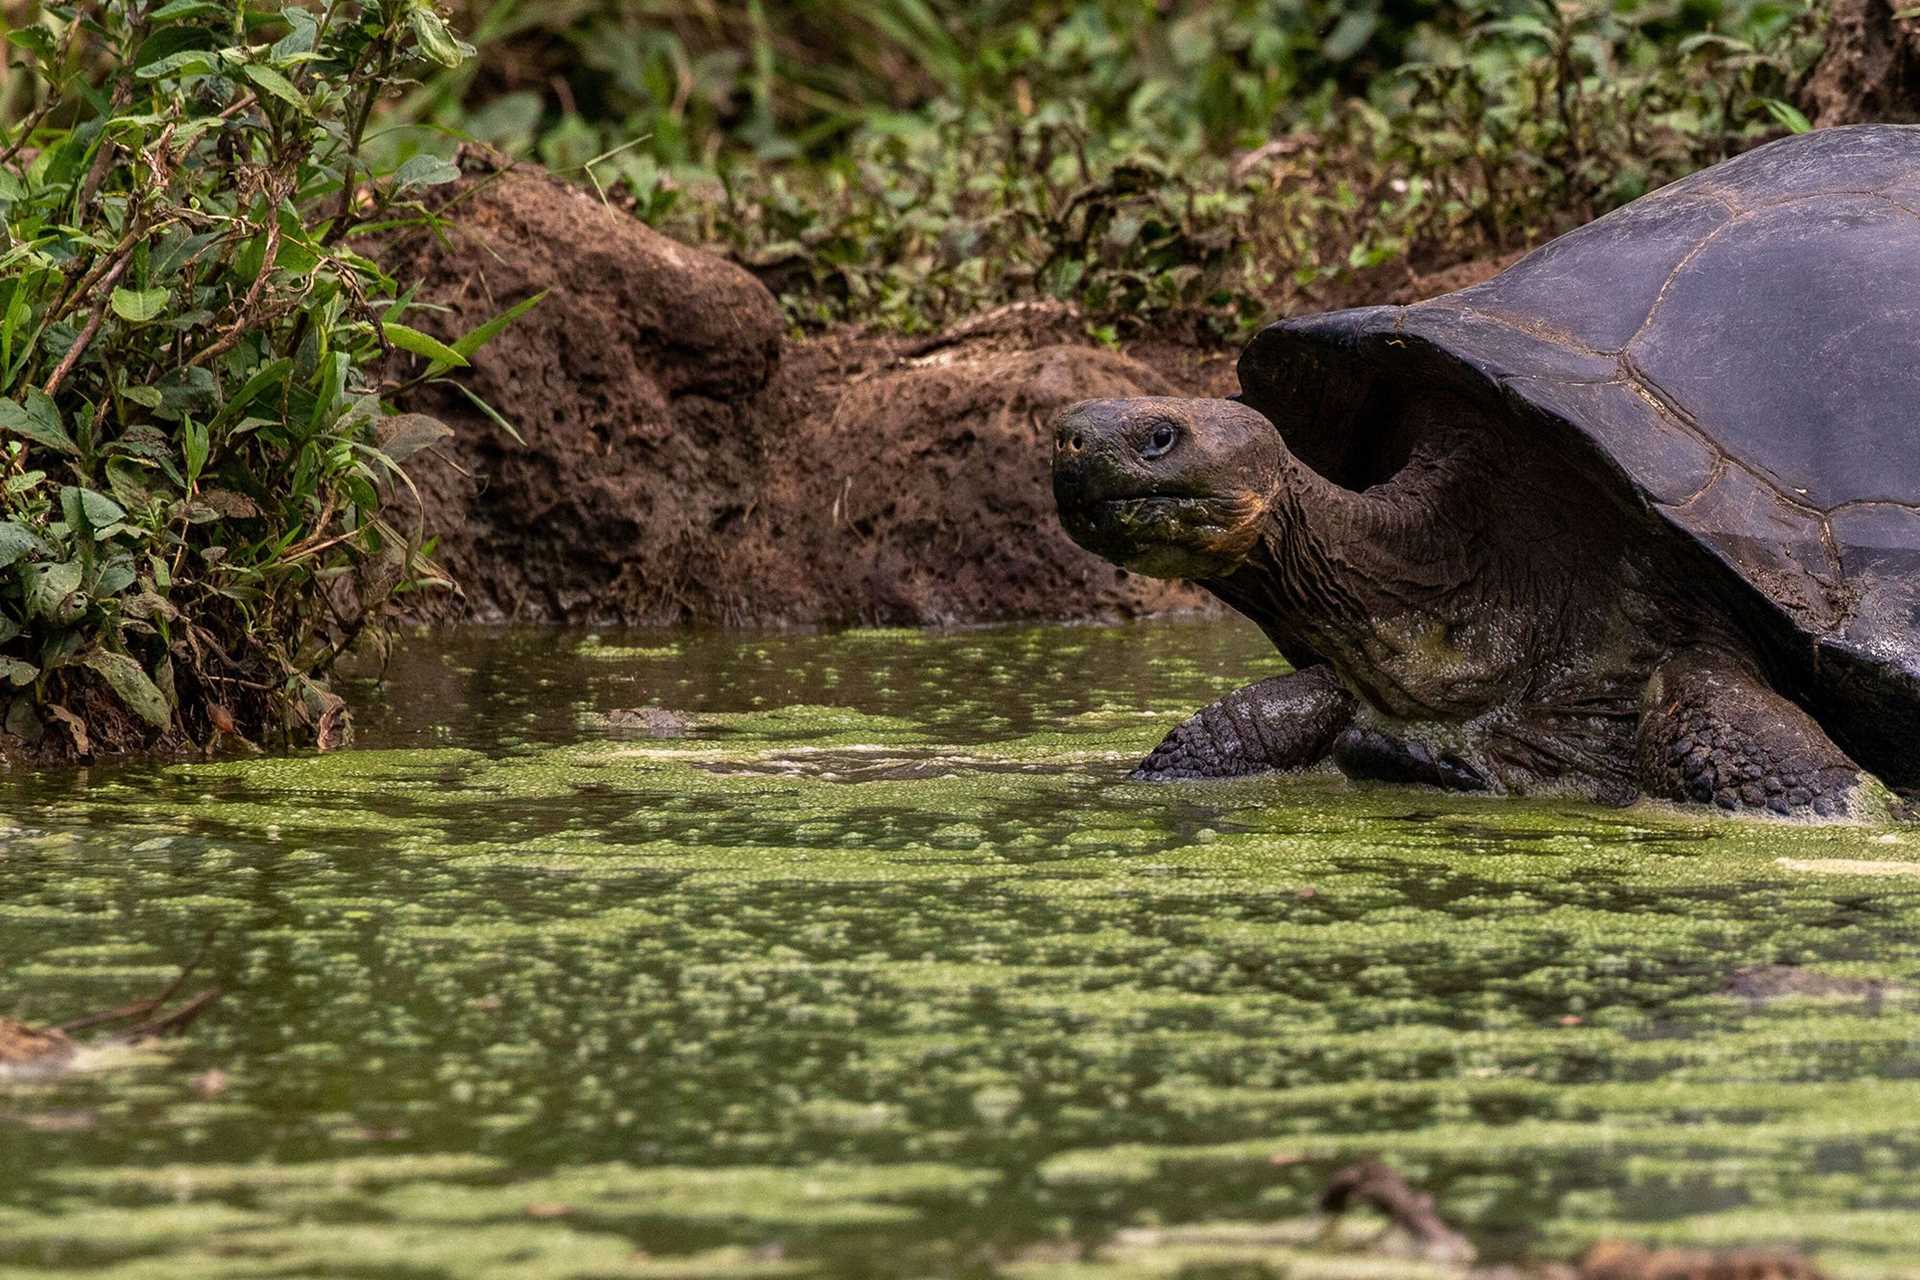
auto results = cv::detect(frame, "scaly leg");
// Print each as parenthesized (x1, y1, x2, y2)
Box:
(1636, 648, 1867, 819)
(1132, 666, 1354, 781)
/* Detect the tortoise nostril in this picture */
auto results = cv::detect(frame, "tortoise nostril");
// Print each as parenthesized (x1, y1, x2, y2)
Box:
(1069, 434, 1085, 451)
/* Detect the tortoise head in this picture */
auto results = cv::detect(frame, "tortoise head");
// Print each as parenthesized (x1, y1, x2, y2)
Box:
(1051, 397, 1284, 579)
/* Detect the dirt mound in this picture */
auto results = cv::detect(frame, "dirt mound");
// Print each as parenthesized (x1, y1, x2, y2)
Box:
(380, 151, 782, 622)
(720, 333, 1200, 624)
(386, 157, 1209, 625)
(1804, 0, 1920, 124)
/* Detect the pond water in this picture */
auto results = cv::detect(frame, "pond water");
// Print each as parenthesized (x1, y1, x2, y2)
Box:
(3, 620, 1920, 1280)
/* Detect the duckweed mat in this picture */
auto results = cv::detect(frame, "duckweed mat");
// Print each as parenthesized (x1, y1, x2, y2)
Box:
(3, 621, 1919, 1279)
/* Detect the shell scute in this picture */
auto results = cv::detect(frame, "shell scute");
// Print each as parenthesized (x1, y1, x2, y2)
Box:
(1662, 124, 1920, 207)
(1627, 194, 1920, 510)
(1499, 377, 1717, 506)
(1668, 460, 1847, 633)
(1449, 193, 1732, 353)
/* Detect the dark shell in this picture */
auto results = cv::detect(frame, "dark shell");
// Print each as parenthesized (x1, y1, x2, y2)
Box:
(1237, 126, 1920, 788)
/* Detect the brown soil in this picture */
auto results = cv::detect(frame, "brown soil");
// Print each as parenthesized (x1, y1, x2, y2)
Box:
(0, 1018, 74, 1072)
(1577, 1239, 1828, 1280)
(385, 155, 1530, 628)
(1803, 0, 1920, 124)
(386, 153, 1208, 625)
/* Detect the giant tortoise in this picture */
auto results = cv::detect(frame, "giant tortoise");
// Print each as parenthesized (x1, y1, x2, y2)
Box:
(1051, 125, 1920, 819)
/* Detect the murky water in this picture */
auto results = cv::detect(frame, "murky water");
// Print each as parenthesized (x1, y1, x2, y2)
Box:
(3, 620, 1920, 1279)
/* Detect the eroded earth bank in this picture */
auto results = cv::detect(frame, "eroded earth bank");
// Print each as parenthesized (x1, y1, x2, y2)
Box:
(383, 151, 1224, 628)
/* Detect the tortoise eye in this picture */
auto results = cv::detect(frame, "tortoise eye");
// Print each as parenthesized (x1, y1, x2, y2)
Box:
(1141, 422, 1180, 459)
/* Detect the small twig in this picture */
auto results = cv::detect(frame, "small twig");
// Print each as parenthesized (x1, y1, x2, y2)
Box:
(215, 91, 259, 123)
(57, 930, 216, 1034)
(42, 251, 132, 396)
(115, 987, 222, 1041)
(0, 6, 92, 170)
(184, 215, 283, 369)
(48, 221, 151, 325)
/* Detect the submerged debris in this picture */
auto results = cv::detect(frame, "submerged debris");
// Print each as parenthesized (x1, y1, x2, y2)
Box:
(1578, 1239, 1829, 1280)
(1721, 964, 1896, 1005)
(599, 707, 697, 738)
(0, 1018, 76, 1075)
(1318, 1159, 1476, 1264)
(0, 952, 222, 1078)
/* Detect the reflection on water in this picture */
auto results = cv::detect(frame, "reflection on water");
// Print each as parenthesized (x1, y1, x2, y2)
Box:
(2, 620, 1919, 1279)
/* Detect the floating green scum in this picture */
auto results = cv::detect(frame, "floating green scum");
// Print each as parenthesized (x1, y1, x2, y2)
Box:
(3, 623, 1919, 1279)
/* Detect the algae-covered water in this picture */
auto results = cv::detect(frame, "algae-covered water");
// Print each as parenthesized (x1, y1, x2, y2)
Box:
(4, 620, 1920, 1280)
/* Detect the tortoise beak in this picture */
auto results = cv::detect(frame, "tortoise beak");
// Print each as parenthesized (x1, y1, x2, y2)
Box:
(1051, 400, 1136, 512)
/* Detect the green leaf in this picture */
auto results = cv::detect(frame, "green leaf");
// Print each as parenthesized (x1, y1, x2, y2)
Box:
(82, 651, 172, 728)
(408, 8, 475, 68)
(0, 521, 41, 568)
(434, 290, 548, 374)
(374, 413, 454, 463)
(149, 0, 228, 21)
(27, 560, 83, 621)
(211, 357, 294, 429)
(1762, 99, 1814, 134)
(242, 63, 307, 111)
(0, 390, 76, 455)
(382, 322, 468, 368)
(95, 556, 136, 598)
(5, 27, 57, 61)
(61, 486, 127, 532)
(110, 286, 171, 322)
(442, 380, 526, 446)
(135, 49, 219, 79)
(274, 8, 321, 59)
(392, 154, 462, 192)
(0, 658, 37, 688)
(309, 351, 350, 433)
(152, 228, 222, 281)
(183, 416, 210, 487)
(1323, 9, 1381, 61)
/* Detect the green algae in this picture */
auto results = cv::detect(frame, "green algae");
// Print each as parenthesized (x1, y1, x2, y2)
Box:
(3, 620, 1920, 1279)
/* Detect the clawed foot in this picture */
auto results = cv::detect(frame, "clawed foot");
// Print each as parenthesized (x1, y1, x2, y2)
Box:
(1331, 726, 1491, 793)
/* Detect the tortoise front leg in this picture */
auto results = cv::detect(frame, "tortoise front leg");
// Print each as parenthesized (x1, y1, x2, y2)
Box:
(1132, 666, 1354, 781)
(1636, 648, 1867, 819)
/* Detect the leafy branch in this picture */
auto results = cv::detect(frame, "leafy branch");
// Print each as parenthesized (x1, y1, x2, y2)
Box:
(0, 0, 535, 757)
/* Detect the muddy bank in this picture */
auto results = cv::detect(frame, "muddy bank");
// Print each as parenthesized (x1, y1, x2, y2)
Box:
(385, 154, 1213, 626)
(1804, 0, 1920, 124)
(385, 154, 1519, 627)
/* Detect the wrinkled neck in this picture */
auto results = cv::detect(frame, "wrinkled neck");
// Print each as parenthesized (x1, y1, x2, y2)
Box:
(1201, 441, 1463, 673)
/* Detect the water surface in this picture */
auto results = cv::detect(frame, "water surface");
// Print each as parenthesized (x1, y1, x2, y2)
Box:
(3, 621, 1919, 1279)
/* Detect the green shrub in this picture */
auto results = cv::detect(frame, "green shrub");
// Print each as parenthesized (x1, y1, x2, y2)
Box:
(407, 0, 1821, 338)
(659, 0, 1818, 335)
(0, 1, 532, 758)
